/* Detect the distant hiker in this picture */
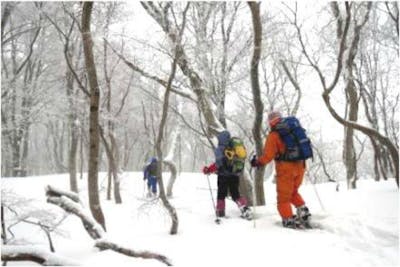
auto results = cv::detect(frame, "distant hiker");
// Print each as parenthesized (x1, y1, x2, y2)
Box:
(143, 157, 158, 197)
(203, 130, 252, 219)
(251, 111, 313, 228)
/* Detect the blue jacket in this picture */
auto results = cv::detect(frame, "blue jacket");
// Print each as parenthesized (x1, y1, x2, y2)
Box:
(214, 131, 237, 177)
(144, 157, 157, 180)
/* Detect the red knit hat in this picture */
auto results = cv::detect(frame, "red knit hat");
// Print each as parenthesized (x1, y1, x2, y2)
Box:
(268, 111, 282, 127)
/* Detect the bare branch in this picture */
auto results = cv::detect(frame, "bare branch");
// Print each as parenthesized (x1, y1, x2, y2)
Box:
(104, 38, 196, 102)
(95, 240, 172, 266)
(279, 60, 301, 115)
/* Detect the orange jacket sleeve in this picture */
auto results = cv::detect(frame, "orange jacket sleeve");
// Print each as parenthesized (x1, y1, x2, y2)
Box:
(257, 132, 285, 166)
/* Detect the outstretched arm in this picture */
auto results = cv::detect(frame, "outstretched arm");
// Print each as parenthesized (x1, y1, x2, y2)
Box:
(257, 133, 279, 166)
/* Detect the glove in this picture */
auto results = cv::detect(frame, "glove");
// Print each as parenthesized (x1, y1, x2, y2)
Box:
(250, 155, 260, 167)
(202, 166, 210, 174)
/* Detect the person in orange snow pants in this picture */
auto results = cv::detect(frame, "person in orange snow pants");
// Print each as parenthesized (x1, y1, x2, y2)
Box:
(251, 111, 311, 228)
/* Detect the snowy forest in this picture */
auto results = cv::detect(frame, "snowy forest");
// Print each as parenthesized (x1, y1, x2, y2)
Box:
(1, 1, 399, 266)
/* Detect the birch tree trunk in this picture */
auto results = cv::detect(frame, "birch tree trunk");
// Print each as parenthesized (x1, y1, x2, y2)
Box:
(81, 1, 106, 230)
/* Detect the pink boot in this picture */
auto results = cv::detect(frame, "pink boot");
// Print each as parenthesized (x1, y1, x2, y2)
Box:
(216, 199, 225, 217)
(236, 197, 252, 219)
(236, 197, 248, 208)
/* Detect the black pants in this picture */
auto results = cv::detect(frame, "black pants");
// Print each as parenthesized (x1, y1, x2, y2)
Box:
(217, 175, 240, 202)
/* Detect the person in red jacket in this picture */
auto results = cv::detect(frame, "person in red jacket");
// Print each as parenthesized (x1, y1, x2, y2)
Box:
(203, 130, 251, 219)
(251, 111, 311, 228)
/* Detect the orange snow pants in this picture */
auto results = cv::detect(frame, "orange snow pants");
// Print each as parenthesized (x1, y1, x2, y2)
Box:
(275, 161, 305, 219)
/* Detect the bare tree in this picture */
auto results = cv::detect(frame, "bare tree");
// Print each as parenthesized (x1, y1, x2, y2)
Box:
(101, 3, 125, 204)
(1, 3, 43, 177)
(355, 3, 399, 181)
(290, 2, 398, 186)
(81, 1, 106, 230)
(40, 3, 83, 192)
(385, 2, 399, 38)
(330, 2, 370, 188)
(154, 3, 191, 235)
(141, 2, 225, 137)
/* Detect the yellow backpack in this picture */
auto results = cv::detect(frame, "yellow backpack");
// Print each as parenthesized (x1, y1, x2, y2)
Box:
(224, 137, 247, 173)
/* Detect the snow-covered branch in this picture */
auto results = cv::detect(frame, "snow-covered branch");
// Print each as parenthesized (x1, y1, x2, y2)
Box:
(45, 185, 80, 203)
(1, 245, 79, 266)
(94, 239, 172, 266)
(45, 186, 173, 264)
(45, 186, 104, 239)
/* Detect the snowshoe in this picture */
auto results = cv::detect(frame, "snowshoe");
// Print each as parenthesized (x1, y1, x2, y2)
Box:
(240, 206, 253, 220)
(282, 215, 302, 229)
(296, 205, 311, 224)
(281, 215, 322, 230)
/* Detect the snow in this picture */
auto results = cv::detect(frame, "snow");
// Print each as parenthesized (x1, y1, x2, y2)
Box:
(1, 173, 398, 267)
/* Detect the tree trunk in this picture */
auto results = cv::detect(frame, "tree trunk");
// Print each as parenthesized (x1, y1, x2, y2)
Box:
(110, 133, 122, 203)
(164, 122, 180, 197)
(1, 205, 6, 244)
(155, 56, 179, 235)
(165, 160, 177, 198)
(248, 2, 265, 205)
(66, 66, 78, 192)
(152, 4, 191, 234)
(81, 2, 106, 230)
(343, 80, 359, 189)
(107, 167, 112, 200)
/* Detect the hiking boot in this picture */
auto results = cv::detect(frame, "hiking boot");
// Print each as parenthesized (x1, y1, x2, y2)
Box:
(296, 205, 311, 223)
(282, 215, 301, 229)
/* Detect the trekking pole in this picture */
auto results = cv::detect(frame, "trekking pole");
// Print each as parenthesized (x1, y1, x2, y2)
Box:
(205, 173, 221, 224)
(249, 166, 257, 228)
(142, 179, 146, 198)
(305, 173, 325, 211)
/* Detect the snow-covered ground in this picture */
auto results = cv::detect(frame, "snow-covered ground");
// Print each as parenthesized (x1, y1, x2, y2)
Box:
(1, 172, 398, 266)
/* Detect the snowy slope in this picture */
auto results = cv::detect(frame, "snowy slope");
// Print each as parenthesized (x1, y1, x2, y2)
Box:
(1, 172, 398, 267)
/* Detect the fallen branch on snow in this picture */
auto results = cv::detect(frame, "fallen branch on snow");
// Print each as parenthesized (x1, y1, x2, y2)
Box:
(95, 239, 173, 266)
(45, 185, 80, 203)
(1, 245, 79, 266)
(45, 185, 104, 240)
(45, 185, 173, 265)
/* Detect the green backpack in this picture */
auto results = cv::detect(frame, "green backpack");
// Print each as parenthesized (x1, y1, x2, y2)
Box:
(224, 137, 247, 174)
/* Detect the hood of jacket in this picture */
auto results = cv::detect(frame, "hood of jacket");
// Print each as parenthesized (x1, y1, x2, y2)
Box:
(217, 130, 231, 147)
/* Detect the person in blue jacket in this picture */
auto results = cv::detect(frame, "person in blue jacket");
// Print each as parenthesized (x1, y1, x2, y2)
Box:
(143, 157, 158, 197)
